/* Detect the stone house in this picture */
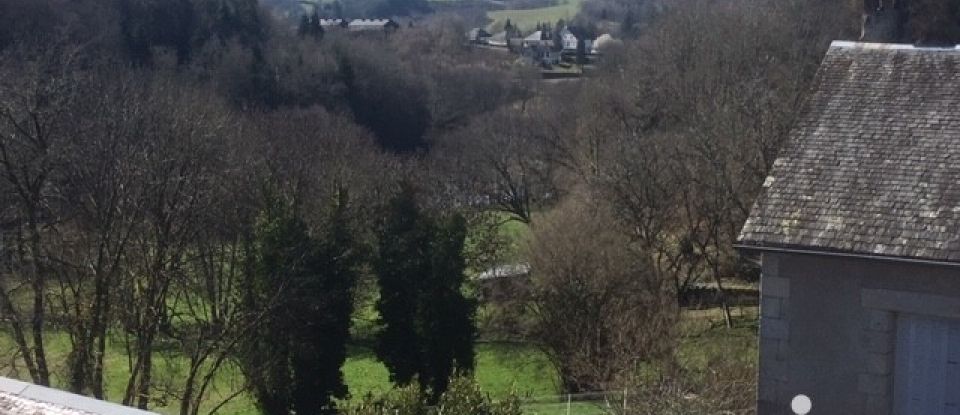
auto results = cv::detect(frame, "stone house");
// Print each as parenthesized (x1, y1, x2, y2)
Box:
(738, 41, 960, 414)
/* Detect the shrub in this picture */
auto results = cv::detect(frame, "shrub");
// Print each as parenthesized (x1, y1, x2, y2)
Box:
(435, 376, 522, 415)
(623, 357, 756, 415)
(525, 197, 678, 393)
(340, 375, 522, 415)
(341, 383, 427, 415)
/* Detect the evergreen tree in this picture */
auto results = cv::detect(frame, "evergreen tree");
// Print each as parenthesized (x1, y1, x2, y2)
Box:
(622, 10, 637, 37)
(290, 190, 358, 414)
(375, 186, 432, 385)
(576, 36, 588, 65)
(374, 186, 476, 400)
(239, 193, 359, 415)
(298, 7, 324, 39)
(420, 213, 476, 397)
(299, 14, 312, 37)
(240, 199, 306, 415)
(553, 19, 566, 51)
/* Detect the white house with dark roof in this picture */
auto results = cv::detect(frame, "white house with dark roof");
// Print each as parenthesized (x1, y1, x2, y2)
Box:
(559, 28, 592, 53)
(0, 377, 158, 414)
(738, 40, 960, 415)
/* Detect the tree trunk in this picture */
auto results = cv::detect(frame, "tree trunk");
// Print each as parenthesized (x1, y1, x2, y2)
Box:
(713, 272, 734, 328)
(28, 211, 50, 386)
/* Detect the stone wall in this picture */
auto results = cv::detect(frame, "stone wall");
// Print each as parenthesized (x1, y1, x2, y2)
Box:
(757, 254, 790, 413)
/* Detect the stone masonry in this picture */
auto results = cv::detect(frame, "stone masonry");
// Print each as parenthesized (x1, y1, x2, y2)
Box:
(758, 254, 789, 412)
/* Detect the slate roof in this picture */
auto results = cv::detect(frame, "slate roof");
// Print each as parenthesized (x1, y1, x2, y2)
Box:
(0, 377, 157, 415)
(738, 41, 960, 262)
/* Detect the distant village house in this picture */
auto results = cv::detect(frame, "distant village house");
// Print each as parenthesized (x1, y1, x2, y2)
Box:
(348, 18, 400, 33)
(467, 27, 492, 44)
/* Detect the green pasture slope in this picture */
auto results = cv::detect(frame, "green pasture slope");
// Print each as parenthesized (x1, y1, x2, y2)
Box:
(487, 0, 585, 32)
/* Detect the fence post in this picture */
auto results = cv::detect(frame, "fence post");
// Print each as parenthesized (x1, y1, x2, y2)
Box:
(566, 393, 571, 415)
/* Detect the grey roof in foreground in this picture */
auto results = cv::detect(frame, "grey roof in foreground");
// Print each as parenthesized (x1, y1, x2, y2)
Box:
(738, 41, 960, 262)
(0, 377, 158, 415)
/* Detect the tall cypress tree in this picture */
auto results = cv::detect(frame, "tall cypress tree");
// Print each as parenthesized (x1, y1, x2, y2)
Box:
(290, 190, 358, 414)
(421, 213, 476, 397)
(375, 186, 476, 399)
(375, 185, 431, 385)
(240, 192, 358, 415)
(241, 200, 306, 415)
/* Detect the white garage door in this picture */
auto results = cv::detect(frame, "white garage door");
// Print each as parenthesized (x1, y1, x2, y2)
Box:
(894, 314, 960, 415)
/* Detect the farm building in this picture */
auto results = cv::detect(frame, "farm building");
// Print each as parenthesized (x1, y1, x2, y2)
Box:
(487, 31, 510, 47)
(738, 40, 960, 414)
(319, 18, 348, 30)
(0, 376, 158, 414)
(347, 18, 400, 33)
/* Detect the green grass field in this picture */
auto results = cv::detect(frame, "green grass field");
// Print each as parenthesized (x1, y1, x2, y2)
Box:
(0, 332, 557, 415)
(342, 341, 556, 402)
(0, 308, 756, 414)
(487, 0, 585, 32)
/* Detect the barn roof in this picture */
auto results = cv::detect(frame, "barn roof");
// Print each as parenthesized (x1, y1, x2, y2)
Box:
(0, 377, 158, 415)
(738, 41, 960, 263)
(348, 19, 397, 28)
(319, 19, 346, 27)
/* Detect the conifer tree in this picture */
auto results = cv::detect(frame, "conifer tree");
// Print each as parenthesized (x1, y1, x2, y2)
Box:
(375, 185, 432, 385)
(420, 213, 476, 397)
(240, 193, 359, 415)
(374, 186, 476, 400)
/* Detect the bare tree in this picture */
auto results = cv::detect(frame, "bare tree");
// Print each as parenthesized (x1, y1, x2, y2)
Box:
(525, 196, 676, 393)
(117, 76, 230, 410)
(435, 109, 562, 224)
(53, 71, 151, 397)
(0, 50, 86, 386)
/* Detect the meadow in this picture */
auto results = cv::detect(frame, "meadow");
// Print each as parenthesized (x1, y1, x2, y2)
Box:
(486, 0, 585, 31)
(0, 306, 756, 414)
